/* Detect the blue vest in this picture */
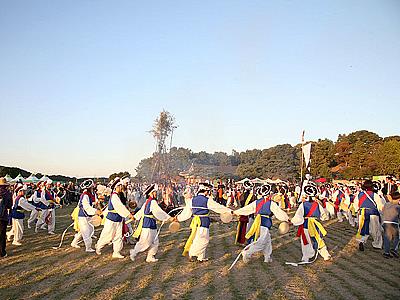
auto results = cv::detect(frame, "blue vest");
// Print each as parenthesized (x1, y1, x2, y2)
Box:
(106, 194, 123, 222)
(35, 190, 48, 209)
(358, 191, 379, 216)
(192, 194, 210, 228)
(11, 196, 25, 219)
(303, 201, 321, 229)
(255, 197, 272, 228)
(78, 192, 95, 217)
(142, 198, 157, 229)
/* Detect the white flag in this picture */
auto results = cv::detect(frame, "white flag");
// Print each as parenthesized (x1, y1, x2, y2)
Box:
(302, 142, 312, 171)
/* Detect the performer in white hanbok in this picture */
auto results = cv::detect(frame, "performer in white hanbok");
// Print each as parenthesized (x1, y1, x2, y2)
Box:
(177, 182, 232, 262)
(28, 182, 45, 230)
(292, 184, 331, 262)
(353, 180, 385, 251)
(234, 184, 290, 263)
(96, 178, 135, 258)
(71, 179, 102, 252)
(7, 184, 36, 245)
(130, 184, 173, 263)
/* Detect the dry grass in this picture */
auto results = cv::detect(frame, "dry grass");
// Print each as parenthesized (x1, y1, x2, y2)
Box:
(1, 207, 399, 300)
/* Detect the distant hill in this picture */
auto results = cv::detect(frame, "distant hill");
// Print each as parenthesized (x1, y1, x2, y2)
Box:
(0, 165, 107, 183)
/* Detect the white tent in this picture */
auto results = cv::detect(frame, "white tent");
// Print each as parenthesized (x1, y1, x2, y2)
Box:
(11, 174, 25, 183)
(25, 174, 40, 183)
(235, 178, 251, 184)
(4, 174, 13, 182)
(39, 175, 50, 182)
(251, 178, 264, 184)
(264, 178, 286, 184)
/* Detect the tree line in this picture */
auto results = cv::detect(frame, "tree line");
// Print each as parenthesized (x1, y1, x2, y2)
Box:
(135, 130, 400, 181)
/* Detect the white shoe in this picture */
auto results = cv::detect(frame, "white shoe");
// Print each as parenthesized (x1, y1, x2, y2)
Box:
(95, 248, 101, 255)
(146, 256, 158, 263)
(71, 243, 80, 249)
(129, 250, 136, 261)
(35, 227, 39, 233)
(27, 224, 32, 229)
(41, 225, 47, 230)
(12, 241, 22, 246)
(86, 248, 95, 253)
(112, 253, 125, 259)
(242, 251, 250, 263)
(264, 257, 272, 263)
(48, 231, 55, 235)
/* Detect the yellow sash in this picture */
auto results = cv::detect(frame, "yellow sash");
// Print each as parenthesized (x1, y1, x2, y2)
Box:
(356, 208, 366, 239)
(245, 214, 269, 242)
(307, 218, 327, 249)
(133, 214, 154, 239)
(182, 215, 203, 256)
(244, 193, 253, 206)
(71, 207, 80, 232)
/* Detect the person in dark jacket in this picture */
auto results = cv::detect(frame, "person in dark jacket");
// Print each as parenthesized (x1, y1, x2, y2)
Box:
(0, 177, 12, 258)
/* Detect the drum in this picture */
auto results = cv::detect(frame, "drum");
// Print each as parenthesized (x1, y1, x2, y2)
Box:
(220, 212, 233, 223)
(91, 215, 102, 227)
(169, 221, 180, 233)
(278, 222, 290, 235)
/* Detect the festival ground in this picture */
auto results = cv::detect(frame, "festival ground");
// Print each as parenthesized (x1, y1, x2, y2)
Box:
(1, 207, 399, 300)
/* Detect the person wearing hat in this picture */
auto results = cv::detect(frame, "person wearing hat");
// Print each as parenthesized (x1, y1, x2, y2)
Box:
(70, 180, 102, 252)
(35, 180, 57, 235)
(353, 180, 386, 251)
(235, 180, 256, 245)
(6, 184, 36, 246)
(27, 182, 45, 229)
(233, 184, 290, 263)
(129, 184, 174, 263)
(291, 184, 331, 262)
(331, 184, 350, 223)
(95, 177, 135, 258)
(177, 182, 232, 262)
(0, 177, 12, 257)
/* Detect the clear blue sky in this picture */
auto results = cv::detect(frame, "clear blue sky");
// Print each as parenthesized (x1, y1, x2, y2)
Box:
(1, 1, 399, 177)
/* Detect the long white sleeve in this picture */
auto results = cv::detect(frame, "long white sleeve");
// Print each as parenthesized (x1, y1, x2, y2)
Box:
(177, 199, 193, 222)
(19, 197, 36, 211)
(82, 195, 97, 215)
(319, 203, 329, 221)
(234, 201, 256, 216)
(150, 200, 171, 222)
(110, 194, 130, 218)
(291, 203, 305, 226)
(207, 198, 232, 214)
(270, 201, 290, 222)
(134, 205, 144, 221)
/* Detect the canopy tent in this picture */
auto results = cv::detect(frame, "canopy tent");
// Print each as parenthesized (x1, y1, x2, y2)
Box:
(11, 174, 25, 183)
(251, 178, 264, 184)
(39, 175, 50, 182)
(264, 178, 286, 184)
(235, 178, 251, 184)
(25, 174, 40, 183)
(4, 174, 13, 182)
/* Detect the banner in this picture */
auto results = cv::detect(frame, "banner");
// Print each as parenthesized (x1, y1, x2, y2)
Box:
(302, 142, 312, 172)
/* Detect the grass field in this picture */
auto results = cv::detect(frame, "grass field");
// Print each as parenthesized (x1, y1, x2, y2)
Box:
(1, 206, 399, 300)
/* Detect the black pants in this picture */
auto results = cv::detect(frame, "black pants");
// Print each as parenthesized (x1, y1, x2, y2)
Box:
(0, 220, 7, 257)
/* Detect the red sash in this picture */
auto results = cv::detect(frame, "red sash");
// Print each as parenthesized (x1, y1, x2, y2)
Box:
(255, 196, 270, 214)
(296, 202, 318, 245)
(358, 192, 368, 207)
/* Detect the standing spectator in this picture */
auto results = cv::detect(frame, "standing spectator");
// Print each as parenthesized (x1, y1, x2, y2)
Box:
(0, 178, 12, 258)
(382, 192, 400, 258)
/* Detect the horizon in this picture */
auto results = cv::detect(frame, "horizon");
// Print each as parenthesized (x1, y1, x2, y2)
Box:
(1, 1, 399, 177)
